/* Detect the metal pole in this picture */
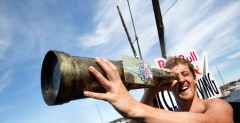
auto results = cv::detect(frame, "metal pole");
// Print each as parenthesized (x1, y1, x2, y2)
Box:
(151, 0, 170, 109)
(152, 0, 166, 59)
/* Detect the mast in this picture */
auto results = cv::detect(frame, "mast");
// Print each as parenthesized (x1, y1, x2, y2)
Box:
(151, 0, 167, 108)
(216, 65, 225, 86)
(152, 0, 179, 110)
(152, 0, 166, 59)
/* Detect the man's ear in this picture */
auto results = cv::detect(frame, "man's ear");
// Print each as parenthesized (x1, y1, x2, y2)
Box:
(194, 78, 198, 84)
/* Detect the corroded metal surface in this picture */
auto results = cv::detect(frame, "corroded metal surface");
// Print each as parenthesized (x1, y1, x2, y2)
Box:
(41, 50, 178, 105)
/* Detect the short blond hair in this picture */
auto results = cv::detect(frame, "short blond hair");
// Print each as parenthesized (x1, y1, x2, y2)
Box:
(164, 57, 196, 79)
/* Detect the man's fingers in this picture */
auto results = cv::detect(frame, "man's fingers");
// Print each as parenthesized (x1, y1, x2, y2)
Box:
(89, 66, 110, 90)
(171, 80, 178, 86)
(84, 91, 107, 101)
(95, 57, 120, 80)
(102, 59, 120, 78)
(160, 68, 172, 73)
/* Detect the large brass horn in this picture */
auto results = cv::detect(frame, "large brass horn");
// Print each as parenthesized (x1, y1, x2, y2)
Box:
(41, 50, 178, 105)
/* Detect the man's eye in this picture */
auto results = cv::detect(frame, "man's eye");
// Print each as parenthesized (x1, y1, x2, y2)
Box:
(182, 72, 189, 77)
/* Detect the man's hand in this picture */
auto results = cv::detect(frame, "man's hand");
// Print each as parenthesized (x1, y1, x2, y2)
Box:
(83, 57, 138, 118)
(138, 68, 178, 106)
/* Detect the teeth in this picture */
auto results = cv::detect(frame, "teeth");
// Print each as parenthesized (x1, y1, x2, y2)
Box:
(180, 85, 189, 92)
(182, 86, 188, 90)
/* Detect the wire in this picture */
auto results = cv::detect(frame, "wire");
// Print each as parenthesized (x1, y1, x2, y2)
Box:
(163, 0, 177, 16)
(95, 101, 104, 123)
(127, 0, 143, 59)
(127, 0, 137, 37)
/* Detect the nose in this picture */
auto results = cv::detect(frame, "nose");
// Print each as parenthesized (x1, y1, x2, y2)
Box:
(178, 74, 186, 83)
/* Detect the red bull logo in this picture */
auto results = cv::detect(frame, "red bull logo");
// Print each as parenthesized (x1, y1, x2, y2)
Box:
(155, 50, 202, 75)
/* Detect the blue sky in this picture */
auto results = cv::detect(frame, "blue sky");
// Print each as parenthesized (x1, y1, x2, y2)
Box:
(0, 0, 239, 123)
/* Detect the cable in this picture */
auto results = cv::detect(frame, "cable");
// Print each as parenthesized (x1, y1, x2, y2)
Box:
(127, 0, 143, 59)
(163, 0, 177, 16)
(127, 0, 137, 37)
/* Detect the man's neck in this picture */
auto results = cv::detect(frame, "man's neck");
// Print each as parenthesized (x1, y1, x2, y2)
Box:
(176, 93, 199, 111)
(177, 99, 193, 111)
(177, 96, 206, 113)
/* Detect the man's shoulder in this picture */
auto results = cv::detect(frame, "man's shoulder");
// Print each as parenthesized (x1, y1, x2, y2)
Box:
(204, 98, 233, 122)
(205, 98, 233, 112)
(206, 98, 229, 105)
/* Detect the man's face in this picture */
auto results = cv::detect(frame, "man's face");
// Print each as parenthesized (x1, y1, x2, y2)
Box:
(171, 64, 196, 101)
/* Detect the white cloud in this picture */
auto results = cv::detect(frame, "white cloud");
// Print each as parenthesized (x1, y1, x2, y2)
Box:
(77, 31, 109, 47)
(165, 1, 240, 61)
(227, 51, 240, 59)
(75, 0, 160, 61)
(77, 1, 120, 47)
(0, 70, 12, 93)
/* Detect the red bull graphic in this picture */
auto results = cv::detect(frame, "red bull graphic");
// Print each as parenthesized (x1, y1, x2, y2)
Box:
(138, 63, 153, 81)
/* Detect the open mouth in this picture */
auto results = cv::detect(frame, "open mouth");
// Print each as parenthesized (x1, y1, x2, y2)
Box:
(179, 85, 189, 93)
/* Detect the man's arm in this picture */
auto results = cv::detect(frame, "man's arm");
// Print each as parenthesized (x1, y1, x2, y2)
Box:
(84, 58, 233, 123)
(128, 98, 233, 123)
(139, 89, 159, 106)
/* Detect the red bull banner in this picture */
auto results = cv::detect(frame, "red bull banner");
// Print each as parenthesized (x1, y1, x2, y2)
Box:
(154, 49, 222, 110)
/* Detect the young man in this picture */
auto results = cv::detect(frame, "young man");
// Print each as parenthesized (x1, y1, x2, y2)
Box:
(84, 57, 233, 122)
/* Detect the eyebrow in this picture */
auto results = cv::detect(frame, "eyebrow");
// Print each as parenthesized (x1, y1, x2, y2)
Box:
(178, 71, 190, 75)
(181, 71, 190, 73)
